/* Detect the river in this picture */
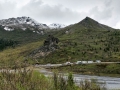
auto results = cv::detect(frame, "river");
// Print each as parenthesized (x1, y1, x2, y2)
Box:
(39, 68, 120, 90)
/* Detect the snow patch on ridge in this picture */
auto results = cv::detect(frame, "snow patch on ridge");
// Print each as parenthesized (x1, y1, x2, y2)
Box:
(49, 23, 66, 29)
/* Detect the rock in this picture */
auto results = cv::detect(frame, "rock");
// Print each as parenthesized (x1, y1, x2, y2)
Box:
(29, 35, 59, 59)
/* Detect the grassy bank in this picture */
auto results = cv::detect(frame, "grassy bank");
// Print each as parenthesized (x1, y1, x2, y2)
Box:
(50, 63, 120, 77)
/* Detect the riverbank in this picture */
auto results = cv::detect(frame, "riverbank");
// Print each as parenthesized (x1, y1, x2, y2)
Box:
(36, 66, 120, 90)
(47, 63, 120, 78)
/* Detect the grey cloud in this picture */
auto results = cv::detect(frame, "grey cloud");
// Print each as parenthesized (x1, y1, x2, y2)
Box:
(99, 0, 120, 28)
(19, 0, 88, 25)
(43, 0, 102, 11)
(0, 1, 18, 19)
(86, 0, 119, 28)
(0, 0, 120, 28)
(90, 6, 113, 21)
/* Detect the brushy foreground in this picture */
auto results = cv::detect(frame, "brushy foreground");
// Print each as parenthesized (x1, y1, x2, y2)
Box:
(0, 68, 106, 90)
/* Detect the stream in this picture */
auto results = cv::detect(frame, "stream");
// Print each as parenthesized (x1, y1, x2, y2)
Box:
(39, 68, 120, 90)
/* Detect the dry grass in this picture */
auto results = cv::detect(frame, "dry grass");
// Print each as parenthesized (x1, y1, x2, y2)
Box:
(0, 41, 43, 68)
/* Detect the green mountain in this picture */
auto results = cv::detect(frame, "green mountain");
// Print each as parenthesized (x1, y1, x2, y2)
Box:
(0, 17, 120, 67)
(0, 25, 55, 44)
(34, 17, 120, 64)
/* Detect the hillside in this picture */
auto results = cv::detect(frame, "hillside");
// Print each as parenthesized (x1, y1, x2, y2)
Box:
(0, 16, 66, 44)
(33, 17, 120, 64)
(0, 17, 120, 68)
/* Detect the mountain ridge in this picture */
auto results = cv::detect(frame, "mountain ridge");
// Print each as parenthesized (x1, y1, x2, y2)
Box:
(0, 16, 67, 31)
(77, 17, 114, 30)
(0, 16, 49, 31)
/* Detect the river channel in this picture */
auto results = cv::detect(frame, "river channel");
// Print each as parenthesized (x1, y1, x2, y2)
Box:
(39, 68, 120, 90)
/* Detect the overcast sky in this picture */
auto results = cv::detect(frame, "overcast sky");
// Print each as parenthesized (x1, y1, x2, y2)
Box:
(0, 0, 120, 28)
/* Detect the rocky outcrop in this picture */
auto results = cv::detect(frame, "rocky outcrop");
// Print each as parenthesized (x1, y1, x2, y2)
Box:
(29, 35, 59, 59)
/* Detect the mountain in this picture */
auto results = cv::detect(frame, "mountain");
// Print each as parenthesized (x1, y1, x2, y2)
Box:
(0, 16, 49, 31)
(32, 17, 120, 64)
(1, 16, 120, 67)
(0, 17, 67, 31)
(0, 16, 67, 44)
(57, 16, 115, 36)
(48, 23, 66, 29)
(77, 17, 113, 30)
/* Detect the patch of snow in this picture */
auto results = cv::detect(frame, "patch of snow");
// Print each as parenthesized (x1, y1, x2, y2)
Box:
(36, 31, 40, 34)
(4, 27, 14, 31)
(40, 31, 44, 35)
(65, 31, 69, 34)
(49, 23, 66, 29)
(22, 28, 26, 31)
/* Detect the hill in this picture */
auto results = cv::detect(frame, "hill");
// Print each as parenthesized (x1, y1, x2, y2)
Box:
(0, 17, 120, 68)
(33, 17, 120, 64)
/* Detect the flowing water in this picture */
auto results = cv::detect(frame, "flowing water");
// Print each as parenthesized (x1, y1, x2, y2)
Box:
(73, 74, 120, 90)
(39, 68, 120, 90)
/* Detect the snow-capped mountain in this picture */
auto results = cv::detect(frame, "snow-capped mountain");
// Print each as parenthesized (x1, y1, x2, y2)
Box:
(0, 16, 49, 31)
(0, 17, 67, 31)
(48, 23, 66, 29)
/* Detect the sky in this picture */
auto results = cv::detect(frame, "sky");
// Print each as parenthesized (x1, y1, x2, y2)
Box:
(0, 0, 120, 29)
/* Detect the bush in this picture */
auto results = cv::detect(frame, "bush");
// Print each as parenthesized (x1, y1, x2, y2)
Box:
(105, 64, 120, 74)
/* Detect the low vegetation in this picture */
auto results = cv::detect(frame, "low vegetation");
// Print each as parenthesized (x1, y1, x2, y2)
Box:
(38, 29, 120, 64)
(0, 38, 18, 51)
(0, 68, 105, 90)
(0, 41, 43, 68)
(53, 63, 120, 77)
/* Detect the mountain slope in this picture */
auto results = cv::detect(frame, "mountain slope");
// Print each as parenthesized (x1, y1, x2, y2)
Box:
(33, 17, 120, 64)
(0, 25, 50, 44)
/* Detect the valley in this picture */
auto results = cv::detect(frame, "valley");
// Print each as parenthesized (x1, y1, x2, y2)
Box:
(0, 16, 120, 78)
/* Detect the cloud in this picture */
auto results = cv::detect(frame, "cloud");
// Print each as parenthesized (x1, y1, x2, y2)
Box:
(84, 0, 120, 29)
(89, 5, 113, 21)
(115, 22, 120, 29)
(19, 0, 89, 25)
(0, 0, 120, 28)
(0, 1, 18, 19)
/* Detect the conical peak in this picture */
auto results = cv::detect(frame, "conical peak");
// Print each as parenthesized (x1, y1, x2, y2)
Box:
(80, 16, 99, 24)
(83, 16, 96, 21)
